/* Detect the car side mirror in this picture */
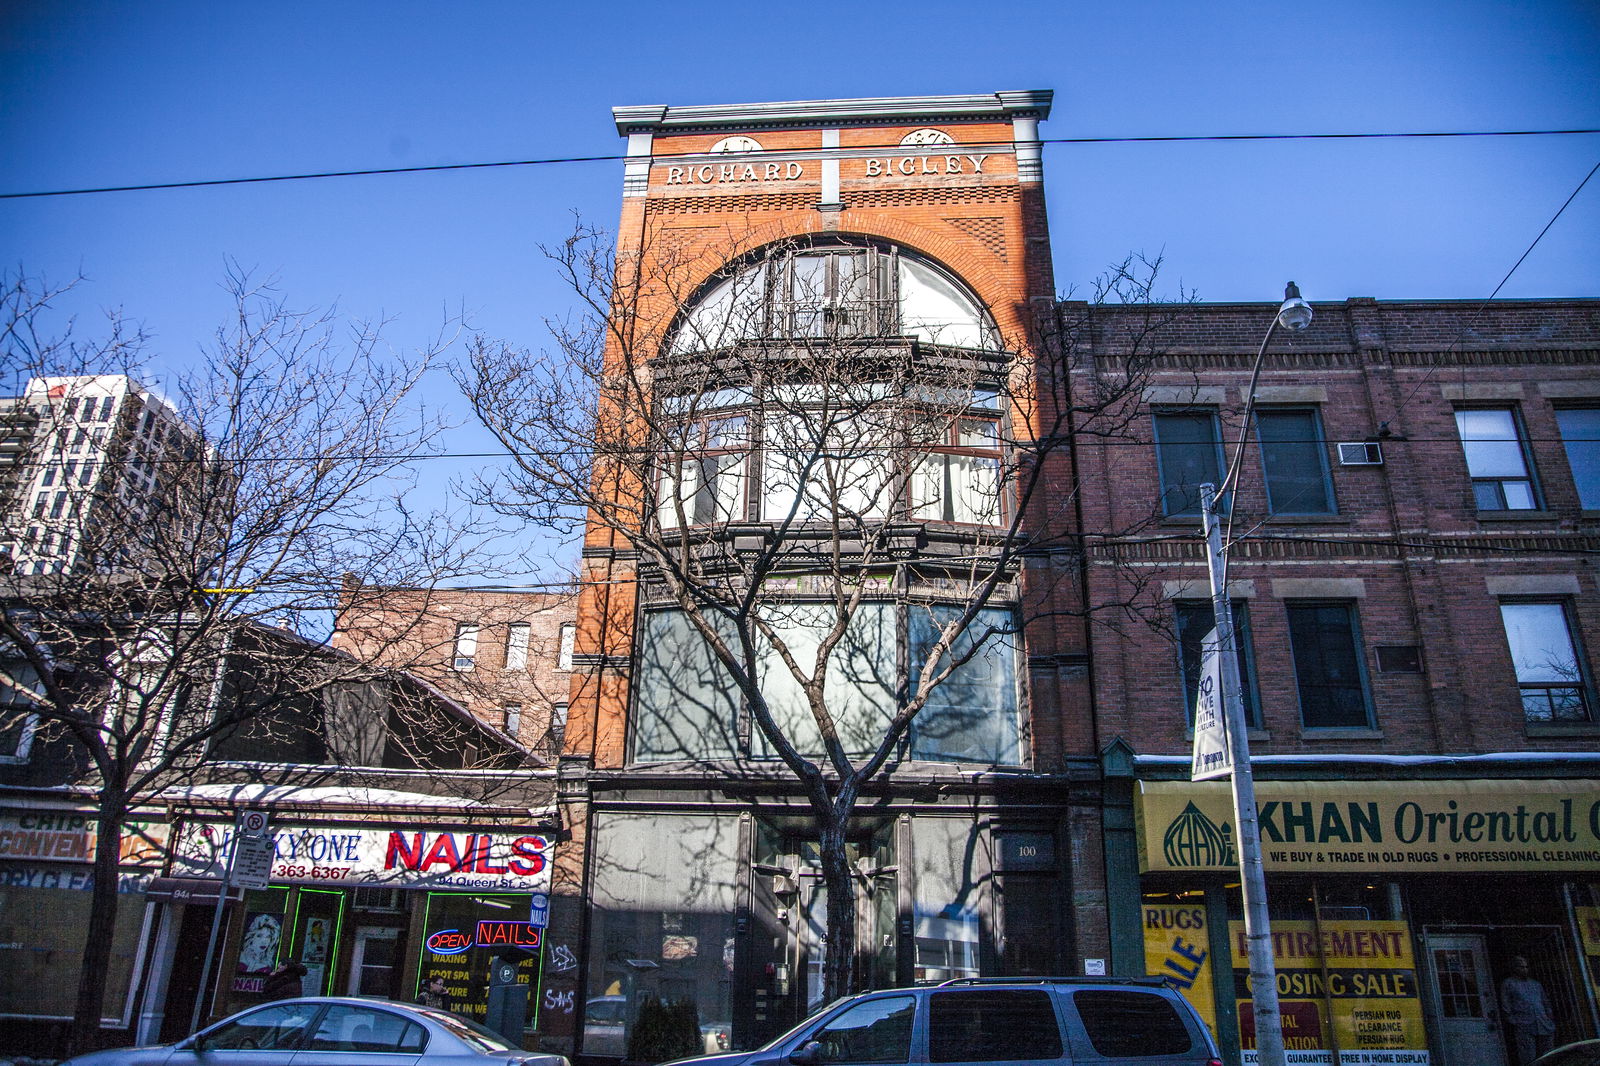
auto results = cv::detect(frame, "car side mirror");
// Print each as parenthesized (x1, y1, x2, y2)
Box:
(789, 1041, 822, 1065)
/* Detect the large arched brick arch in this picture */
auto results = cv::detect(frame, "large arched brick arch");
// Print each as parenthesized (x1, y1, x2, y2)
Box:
(641, 208, 1026, 339)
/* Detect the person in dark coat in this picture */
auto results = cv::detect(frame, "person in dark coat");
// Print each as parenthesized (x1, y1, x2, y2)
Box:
(263, 956, 308, 1000)
(417, 975, 450, 1010)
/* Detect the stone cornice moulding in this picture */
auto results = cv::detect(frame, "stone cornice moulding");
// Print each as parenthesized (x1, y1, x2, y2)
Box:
(615, 91, 1054, 135)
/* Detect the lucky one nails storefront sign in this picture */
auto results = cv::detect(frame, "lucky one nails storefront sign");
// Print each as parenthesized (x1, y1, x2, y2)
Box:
(175, 823, 553, 892)
(1137, 779, 1600, 873)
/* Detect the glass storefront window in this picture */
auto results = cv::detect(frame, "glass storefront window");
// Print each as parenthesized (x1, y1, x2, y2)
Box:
(418, 893, 537, 1027)
(222, 887, 290, 1017)
(911, 820, 988, 982)
(586, 814, 738, 1060)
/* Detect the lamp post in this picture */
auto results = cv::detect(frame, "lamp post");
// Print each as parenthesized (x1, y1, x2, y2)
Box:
(1200, 282, 1311, 1066)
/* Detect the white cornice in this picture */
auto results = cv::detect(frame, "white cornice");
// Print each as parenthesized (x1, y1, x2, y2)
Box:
(614, 91, 1053, 135)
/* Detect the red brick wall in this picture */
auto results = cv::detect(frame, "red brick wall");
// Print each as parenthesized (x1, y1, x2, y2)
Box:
(1074, 297, 1600, 758)
(332, 584, 577, 756)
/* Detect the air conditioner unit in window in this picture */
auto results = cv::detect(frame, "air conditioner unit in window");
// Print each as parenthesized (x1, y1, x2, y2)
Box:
(1337, 441, 1384, 466)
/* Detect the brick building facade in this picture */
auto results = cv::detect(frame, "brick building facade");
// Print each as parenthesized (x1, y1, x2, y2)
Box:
(545, 90, 1599, 1066)
(333, 583, 576, 757)
(1076, 297, 1600, 1065)
(551, 91, 1110, 1060)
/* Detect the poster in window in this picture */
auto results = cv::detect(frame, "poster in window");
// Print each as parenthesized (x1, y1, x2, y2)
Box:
(1141, 902, 1217, 1037)
(1230, 919, 1427, 1065)
(232, 910, 283, 992)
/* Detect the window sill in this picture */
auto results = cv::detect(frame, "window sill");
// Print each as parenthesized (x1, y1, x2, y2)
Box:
(1262, 513, 1348, 526)
(1298, 727, 1384, 741)
(1475, 509, 1556, 522)
(1525, 722, 1600, 737)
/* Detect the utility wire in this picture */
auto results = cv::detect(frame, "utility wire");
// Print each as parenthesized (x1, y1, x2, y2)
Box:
(1391, 156, 1600, 413)
(15, 432, 1595, 468)
(2, 127, 1595, 200)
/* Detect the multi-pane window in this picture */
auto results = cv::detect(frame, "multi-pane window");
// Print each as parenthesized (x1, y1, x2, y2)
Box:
(1499, 601, 1592, 723)
(777, 248, 894, 339)
(632, 603, 1023, 766)
(1286, 602, 1373, 728)
(504, 623, 530, 671)
(1175, 600, 1260, 727)
(1256, 408, 1335, 514)
(658, 415, 749, 528)
(912, 413, 1003, 526)
(761, 407, 896, 524)
(672, 242, 998, 353)
(451, 623, 479, 672)
(0, 660, 41, 763)
(1153, 409, 1224, 517)
(1556, 407, 1600, 509)
(1456, 407, 1539, 510)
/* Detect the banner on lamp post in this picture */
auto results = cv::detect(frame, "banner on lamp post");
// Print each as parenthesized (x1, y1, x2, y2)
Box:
(1191, 627, 1233, 781)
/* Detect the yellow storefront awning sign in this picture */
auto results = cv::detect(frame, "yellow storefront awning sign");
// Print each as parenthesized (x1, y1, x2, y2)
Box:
(1136, 778, 1600, 873)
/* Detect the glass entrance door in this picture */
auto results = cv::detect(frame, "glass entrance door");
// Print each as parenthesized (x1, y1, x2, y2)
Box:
(1424, 933, 1508, 1066)
(348, 926, 400, 997)
(289, 888, 347, 997)
(747, 822, 896, 1046)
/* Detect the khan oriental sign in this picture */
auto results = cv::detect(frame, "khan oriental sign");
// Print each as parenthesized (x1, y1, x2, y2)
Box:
(1137, 779, 1600, 874)
(174, 822, 553, 892)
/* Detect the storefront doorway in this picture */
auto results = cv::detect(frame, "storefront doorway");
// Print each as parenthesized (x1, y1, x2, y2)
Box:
(1423, 933, 1508, 1066)
(348, 926, 401, 997)
(743, 820, 897, 1046)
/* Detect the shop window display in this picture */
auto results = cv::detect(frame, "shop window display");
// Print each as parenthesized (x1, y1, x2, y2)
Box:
(222, 887, 291, 1016)
(418, 893, 539, 1028)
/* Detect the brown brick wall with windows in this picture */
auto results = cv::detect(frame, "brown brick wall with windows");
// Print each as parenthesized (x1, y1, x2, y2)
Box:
(1074, 297, 1600, 758)
(331, 582, 577, 758)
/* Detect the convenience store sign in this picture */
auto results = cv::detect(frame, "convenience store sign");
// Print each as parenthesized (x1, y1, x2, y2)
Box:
(174, 823, 553, 892)
(1137, 779, 1600, 873)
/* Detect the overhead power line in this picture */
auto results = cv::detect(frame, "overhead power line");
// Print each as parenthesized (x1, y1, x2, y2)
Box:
(2, 127, 1596, 200)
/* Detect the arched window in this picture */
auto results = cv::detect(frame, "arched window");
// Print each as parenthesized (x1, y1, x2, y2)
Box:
(670, 241, 999, 354)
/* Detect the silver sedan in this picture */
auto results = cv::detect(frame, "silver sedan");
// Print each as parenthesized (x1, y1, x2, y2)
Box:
(63, 997, 571, 1066)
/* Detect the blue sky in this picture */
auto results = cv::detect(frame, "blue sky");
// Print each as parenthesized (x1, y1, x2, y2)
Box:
(2, 0, 1596, 574)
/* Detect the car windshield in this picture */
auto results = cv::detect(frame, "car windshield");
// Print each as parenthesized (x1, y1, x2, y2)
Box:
(411, 1007, 520, 1052)
(751, 997, 851, 1053)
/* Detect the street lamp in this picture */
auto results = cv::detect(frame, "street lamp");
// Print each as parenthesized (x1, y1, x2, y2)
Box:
(1199, 282, 1312, 1066)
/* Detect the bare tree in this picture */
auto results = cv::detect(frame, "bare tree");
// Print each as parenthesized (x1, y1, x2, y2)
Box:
(0, 269, 501, 1051)
(456, 224, 1187, 1003)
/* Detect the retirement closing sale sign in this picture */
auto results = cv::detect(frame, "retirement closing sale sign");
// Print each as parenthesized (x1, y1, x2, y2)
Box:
(1137, 779, 1600, 874)
(1231, 920, 1428, 1066)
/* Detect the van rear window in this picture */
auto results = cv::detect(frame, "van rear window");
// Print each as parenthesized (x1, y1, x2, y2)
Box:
(928, 989, 1063, 1062)
(1070, 990, 1192, 1057)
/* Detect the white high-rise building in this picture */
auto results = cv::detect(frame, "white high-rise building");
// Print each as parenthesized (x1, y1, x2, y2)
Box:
(2, 375, 207, 575)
